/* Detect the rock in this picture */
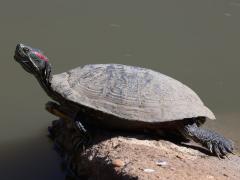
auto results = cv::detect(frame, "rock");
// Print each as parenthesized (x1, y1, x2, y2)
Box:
(49, 119, 240, 180)
(112, 159, 125, 167)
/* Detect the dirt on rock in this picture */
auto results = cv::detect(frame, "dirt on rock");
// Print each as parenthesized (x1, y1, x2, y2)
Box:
(49, 119, 240, 180)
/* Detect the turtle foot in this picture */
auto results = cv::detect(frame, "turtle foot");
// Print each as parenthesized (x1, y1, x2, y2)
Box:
(206, 136, 234, 158)
(182, 122, 234, 159)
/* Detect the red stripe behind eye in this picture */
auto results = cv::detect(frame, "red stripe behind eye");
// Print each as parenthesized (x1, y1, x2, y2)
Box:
(34, 51, 48, 62)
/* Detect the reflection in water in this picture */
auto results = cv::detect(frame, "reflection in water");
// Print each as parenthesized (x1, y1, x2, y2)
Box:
(0, 136, 65, 180)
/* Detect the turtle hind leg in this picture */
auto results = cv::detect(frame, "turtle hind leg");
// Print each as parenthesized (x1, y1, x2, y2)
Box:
(179, 119, 234, 158)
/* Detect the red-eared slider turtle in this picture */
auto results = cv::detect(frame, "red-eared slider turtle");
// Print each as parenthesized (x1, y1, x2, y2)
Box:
(14, 44, 234, 158)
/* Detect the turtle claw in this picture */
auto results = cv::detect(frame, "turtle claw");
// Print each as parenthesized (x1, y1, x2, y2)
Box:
(225, 143, 234, 154)
(219, 143, 228, 156)
(212, 144, 222, 159)
(207, 142, 213, 153)
(207, 137, 234, 158)
(225, 154, 230, 160)
(71, 134, 86, 151)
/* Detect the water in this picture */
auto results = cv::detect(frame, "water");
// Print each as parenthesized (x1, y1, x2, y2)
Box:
(0, 0, 239, 179)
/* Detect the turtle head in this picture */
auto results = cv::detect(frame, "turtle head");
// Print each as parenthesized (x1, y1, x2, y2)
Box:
(14, 44, 51, 78)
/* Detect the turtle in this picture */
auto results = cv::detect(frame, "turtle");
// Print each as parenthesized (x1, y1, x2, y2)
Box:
(14, 43, 234, 158)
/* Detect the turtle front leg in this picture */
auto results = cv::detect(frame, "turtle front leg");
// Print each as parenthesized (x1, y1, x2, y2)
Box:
(180, 122, 234, 158)
(46, 101, 91, 151)
(46, 101, 71, 121)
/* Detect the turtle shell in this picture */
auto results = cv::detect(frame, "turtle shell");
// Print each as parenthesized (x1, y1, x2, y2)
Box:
(51, 64, 215, 123)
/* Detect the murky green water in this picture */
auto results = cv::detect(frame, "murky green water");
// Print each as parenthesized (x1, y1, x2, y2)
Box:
(0, 0, 239, 179)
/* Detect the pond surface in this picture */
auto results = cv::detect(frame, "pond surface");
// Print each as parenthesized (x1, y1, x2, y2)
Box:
(0, 0, 239, 179)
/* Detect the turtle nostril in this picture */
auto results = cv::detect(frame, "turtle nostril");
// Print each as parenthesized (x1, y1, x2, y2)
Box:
(16, 43, 24, 49)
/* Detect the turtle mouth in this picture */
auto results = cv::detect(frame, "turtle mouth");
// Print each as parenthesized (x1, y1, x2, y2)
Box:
(14, 49, 34, 73)
(14, 51, 24, 63)
(14, 45, 25, 61)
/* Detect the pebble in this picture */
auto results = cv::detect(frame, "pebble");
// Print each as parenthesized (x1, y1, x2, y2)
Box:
(206, 175, 215, 179)
(112, 159, 125, 167)
(176, 155, 183, 159)
(223, 173, 228, 177)
(144, 168, 155, 173)
(156, 160, 168, 166)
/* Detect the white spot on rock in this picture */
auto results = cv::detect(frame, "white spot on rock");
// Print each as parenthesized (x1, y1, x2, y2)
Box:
(143, 168, 155, 173)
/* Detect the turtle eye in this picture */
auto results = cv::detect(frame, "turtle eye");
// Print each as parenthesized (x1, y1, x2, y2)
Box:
(23, 47, 30, 54)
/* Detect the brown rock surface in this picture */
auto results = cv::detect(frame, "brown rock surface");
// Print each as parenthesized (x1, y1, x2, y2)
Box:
(49, 119, 240, 180)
